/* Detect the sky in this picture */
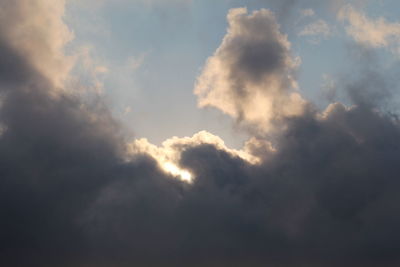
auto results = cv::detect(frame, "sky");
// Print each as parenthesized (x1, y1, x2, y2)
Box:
(65, 0, 400, 147)
(1, 0, 400, 266)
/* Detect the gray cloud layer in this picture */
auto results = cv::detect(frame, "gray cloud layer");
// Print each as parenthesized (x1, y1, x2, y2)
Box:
(1, 1, 400, 266)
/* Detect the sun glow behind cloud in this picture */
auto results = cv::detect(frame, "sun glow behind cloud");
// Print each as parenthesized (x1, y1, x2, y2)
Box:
(162, 162, 192, 182)
(127, 130, 263, 182)
(3, 0, 400, 265)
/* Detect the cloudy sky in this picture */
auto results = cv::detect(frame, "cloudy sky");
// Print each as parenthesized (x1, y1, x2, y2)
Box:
(1, 0, 400, 266)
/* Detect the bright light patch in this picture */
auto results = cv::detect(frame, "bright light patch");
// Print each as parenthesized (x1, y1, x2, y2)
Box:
(127, 131, 265, 184)
(162, 162, 193, 182)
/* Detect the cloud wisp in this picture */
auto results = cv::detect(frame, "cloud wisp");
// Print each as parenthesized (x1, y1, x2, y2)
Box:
(299, 19, 332, 43)
(1, 1, 400, 267)
(339, 4, 400, 55)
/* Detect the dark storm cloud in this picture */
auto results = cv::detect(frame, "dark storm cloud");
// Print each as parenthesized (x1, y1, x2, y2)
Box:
(0, 39, 34, 87)
(1, 1, 400, 267)
(0, 1, 178, 266)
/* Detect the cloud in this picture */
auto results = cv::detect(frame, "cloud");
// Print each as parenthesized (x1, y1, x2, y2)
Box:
(0, 0, 75, 88)
(254, 0, 360, 25)
(299, 19, 332, 43)
(195, 8, 306, 134)
(300, 8, 315, 17)
(85, 101, 400, 267)
(127, 131, 263, 182)
(1, 1, 400, 266)
(339, 4, 400, 55)
(70, 45, 109, 94)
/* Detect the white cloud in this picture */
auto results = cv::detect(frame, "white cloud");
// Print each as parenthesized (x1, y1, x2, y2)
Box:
(127, 130, 263, 182)
(194, 8, 306, 134)
(299, 19, 331, 37)
(299, 19, 332, 44)
(339, 4, 400, 55)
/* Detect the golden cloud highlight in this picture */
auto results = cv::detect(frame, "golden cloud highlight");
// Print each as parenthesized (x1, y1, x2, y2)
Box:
(127, 131, 263, 182)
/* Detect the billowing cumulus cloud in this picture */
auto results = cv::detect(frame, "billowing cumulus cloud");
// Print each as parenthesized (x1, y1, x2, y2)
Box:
(1, 1, 400, 267)
(195, 8, 306, 133)
(128, 130, 264, 182)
